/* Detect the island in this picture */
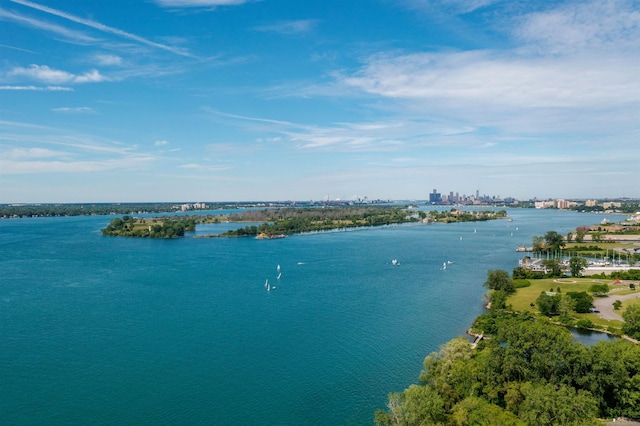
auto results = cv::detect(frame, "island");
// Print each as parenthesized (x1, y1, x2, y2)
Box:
(100, 206, 511, 238)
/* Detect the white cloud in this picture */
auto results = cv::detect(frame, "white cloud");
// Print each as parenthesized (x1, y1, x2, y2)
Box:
(0, 7, 97, 44)
(10, 0, 194, 57)
(52, 107, 96, 113)
(403, 0, 501, 14)
(515, 0, 640, 54)
(340, 51, 639, 109)
(0, 85, 73, 91)
(9, 64, 110, 84)
(154, 140, 169, 146)
(253, 20, 319, 35)
(154, 0, 248, 8)
(93, 54, 123, 66)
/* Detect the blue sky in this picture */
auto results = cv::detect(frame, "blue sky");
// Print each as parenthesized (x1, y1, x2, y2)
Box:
(1, 0, 638, 203)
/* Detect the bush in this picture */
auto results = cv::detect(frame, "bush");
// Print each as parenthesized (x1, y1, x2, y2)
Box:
(576, 319, 594, 329)
(513, 279, 531, 288)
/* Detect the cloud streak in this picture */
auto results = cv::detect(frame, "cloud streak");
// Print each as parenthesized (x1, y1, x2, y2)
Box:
(0, 7, 97, 44)
(253, 20, 319, 35)
(9, 64, 110, 84)
(0, 85, 73, 91)
(10, 0, 195, 57)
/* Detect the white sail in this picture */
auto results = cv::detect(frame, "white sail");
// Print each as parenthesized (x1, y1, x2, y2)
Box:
(277, 272, 281, 280)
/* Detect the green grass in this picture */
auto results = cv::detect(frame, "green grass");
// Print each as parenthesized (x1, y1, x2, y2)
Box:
(505, 277, 640, 331)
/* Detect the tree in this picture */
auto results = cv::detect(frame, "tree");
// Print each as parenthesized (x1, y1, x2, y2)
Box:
(536, 292, 561, 316)
(622, 304, 640, 340)
(532, 235, 545, 253)
(558, 295, 576, 323)
(566, 291, 594, 313)
(569, 256, 589, 277)
(451, 397, 523, 426)
(544, 231, 565, 254)
(588, 284, 609, 297)
(567, 231, 574, 243)
(517, 382, 598, 426)
(613, 300, 622, 311)
(542, 258, 562, 277)
(483, 269, 515, 293)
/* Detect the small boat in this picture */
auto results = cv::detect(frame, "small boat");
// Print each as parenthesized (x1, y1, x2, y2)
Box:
(443, 262, 447, 270)
(391, 259, 399, 266)
(277, 272, 282, 280)
(277, 264, 281, 272)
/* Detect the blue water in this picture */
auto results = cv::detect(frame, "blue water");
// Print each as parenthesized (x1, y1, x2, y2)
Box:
(0, 208, 600, 425)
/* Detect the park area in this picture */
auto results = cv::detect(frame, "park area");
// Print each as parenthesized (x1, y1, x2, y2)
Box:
(505, 276, 640, 334)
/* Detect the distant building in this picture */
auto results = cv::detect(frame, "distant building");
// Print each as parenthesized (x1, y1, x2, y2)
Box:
(429, 189, 442, 204)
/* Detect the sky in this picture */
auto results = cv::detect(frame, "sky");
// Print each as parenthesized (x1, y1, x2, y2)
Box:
(1, 0, 639, 203)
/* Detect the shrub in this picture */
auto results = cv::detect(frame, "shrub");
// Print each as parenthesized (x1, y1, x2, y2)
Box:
(513, 279, 531, 288)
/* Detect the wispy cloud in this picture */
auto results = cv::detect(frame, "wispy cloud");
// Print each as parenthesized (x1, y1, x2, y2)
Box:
(52, 107, 96, 114)
(9, 64, 110, 84)
(0, 85, 73, 91)
(336, 1, 640, 140)
(93, 54, 123, 66)
(0, 7, 97, 44)
(403, 0, 501, 14)
(154, 0, 249, 8)
(154, 140, 169, 146)
(10, 0, 195, 57)
(177, 163, 232, 171)
(0, 120, 159, 175)
(253, 20, 319, 35)
(514, 0, 640, 54)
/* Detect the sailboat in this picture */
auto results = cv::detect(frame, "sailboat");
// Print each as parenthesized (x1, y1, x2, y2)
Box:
(443, 262, 447, 270)
(265, 279, 270, 291)
(277, 272, 282, 280)
(277, 264, 281, 273)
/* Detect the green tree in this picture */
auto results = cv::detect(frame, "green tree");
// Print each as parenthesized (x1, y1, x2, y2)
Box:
(613, 300, 622, 311)
(544, 231, 565, 254)
(588, 284, 609, 297)
(566, 291, 594, 313)
(622, 304, 640, 340)
(451, 397, 523, 426)
(517, 382, 598, 426)
(483, 269, 515, 293)
(536, 292, 561, 316)
(569, 256, 588, 278)
(532, 235, 545, 253)
(542, 258, 563, 277)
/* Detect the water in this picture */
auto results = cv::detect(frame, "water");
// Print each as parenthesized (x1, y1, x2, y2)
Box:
(0, 208, 600, 425)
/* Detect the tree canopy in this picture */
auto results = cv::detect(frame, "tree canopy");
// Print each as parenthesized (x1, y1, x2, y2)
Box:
(375, 309, 640, 425)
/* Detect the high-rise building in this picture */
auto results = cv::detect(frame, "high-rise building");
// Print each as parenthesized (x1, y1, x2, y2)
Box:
(429, 189, 442, 204)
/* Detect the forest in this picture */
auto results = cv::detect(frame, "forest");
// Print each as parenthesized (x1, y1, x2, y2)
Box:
(375, 270, 640, 425)
(219, 206, 419, 237)
(101, 215, 196, 238)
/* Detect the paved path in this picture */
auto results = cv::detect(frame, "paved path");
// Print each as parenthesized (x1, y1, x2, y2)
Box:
(593, 291, 640, 321)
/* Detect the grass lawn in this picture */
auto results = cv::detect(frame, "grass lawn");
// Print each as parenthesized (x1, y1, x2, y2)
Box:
(506, 277, 640, 331)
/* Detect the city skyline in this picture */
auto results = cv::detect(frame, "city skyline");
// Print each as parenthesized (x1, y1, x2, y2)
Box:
(1, 0, 639, 203)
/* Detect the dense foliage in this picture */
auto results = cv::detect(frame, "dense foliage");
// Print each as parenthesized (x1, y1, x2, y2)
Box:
(220, 206, 418, 237)
(101, 215, 196, 238)
(426, 209, 508, 223)
(375, 310, 640, 425)
(1, 203, 184, 218)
